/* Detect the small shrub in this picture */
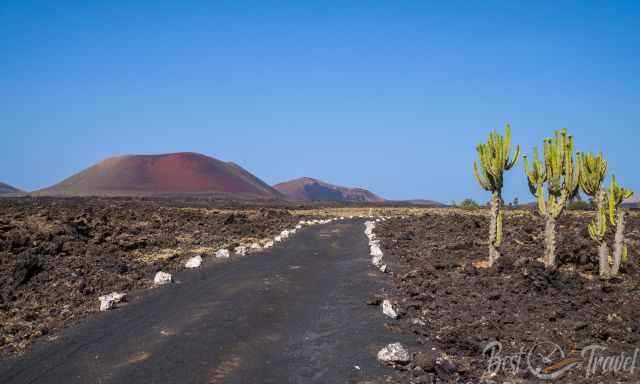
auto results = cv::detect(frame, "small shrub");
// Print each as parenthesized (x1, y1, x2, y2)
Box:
(459, 198, 481, 210)
(567, 200, 592, 211)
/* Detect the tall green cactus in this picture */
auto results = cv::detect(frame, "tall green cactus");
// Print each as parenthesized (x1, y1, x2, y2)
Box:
(473, 124, 520, 266)
(608, 175, 634, 276)
(578, 152, 610, 277)
(523, 128, 579, 269)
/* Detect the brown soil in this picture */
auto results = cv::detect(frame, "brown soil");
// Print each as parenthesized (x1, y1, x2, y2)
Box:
(0, 197, 300, 355)
(376, 210, 640, 383)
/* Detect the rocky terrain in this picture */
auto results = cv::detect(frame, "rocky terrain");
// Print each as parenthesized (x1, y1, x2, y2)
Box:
(376, 210, 640, 383)
(0, 197, 301, 355)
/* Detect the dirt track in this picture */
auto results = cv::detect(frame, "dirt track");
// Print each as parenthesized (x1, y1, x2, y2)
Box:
(0, 198, 300, 355)
(0, 220, 410, 384)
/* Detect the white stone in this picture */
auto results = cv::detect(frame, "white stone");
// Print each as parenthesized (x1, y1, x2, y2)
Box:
(215, 249, 230, 258)
(371, 256, 382, 268)
(234, 246, 248, 256)
(274, 235, 282, 242)
(382, 299, 398, 319)
(99, 292, 126, 311)
(377, 343, 411, 364)
(154, 271, 172, 285)
(370, 245, 383, 257)
(379, 264, 388, 273)
(250, 242, 262, 250)
(280, 230, 290, 238)
(364, 221, 376, 234)
(295, 224, 302, 229)
(411, 318, 426, 326)
(185, 255, 203, 269)
(372, 254, 383, 267)
(263, 240, 274, 248)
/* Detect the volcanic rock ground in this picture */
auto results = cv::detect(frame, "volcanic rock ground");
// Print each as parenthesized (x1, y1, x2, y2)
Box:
(4, 199, 640, 383)
(0, 198, 300, 355)
(375, 210, 640, 383)
(0, 217, 411, 384)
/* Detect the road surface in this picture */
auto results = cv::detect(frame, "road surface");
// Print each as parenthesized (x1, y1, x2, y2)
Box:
(0, 220, 407, 384)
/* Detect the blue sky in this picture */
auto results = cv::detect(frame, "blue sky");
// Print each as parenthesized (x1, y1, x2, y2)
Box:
(1, 1, 638, 203)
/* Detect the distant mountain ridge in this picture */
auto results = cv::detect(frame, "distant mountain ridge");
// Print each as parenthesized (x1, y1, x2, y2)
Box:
(36, 152, 282, 199)
(273, 177, 385, 203)
(0, 182, 23, 194)
(623, 194, 639, 207)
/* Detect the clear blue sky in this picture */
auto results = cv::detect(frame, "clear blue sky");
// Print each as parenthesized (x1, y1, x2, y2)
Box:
(1, 1, 638, 203)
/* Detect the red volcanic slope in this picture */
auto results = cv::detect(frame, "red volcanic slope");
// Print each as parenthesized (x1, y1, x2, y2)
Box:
(273, 177, 385, 203)
(39, 152, 282, 198)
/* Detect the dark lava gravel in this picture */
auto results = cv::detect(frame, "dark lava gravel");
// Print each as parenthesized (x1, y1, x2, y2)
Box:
(376, 210, 640, 383)
(0, 197, 299, 356)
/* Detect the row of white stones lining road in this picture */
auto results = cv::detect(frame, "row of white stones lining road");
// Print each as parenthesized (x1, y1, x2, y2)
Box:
(365, 218, 413, 366)
(364, 218, 388, 274)
(98, 216, 351, 311)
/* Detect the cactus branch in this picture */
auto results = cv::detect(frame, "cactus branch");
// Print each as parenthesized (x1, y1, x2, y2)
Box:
(578, 152, 609, 277)
(523, 128, 579, 269)
(473, 124, 520, 266)
(609, 175, 634, 276)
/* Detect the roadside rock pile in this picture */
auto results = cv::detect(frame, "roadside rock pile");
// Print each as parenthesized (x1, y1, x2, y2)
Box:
(377, 342, 411, 365)
(184, 255, 202, 269)
(381, 299, 398, 319)
(153, 271, 172, 285)
(215, 249, 230, 258)
(366, 218, 414, 376)
(98, 292, 126, 311)
(234, 245, 248, 256)
(364, 219, 387, 272)
(207, 217, 346, 266)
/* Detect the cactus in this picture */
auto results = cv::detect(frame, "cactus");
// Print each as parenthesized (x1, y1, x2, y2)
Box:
(608, 175, 633, 276)
(578, 152, 610, 277)
(473, 123, 520, 266)
(523, 128, 579, 269)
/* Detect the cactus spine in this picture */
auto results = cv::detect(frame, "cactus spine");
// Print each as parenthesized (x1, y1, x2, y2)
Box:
(578, 152, 610, 277)
(608, 175, 633, 276)
(473, 124, 520, 266)
(523, 128, 579, 269)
